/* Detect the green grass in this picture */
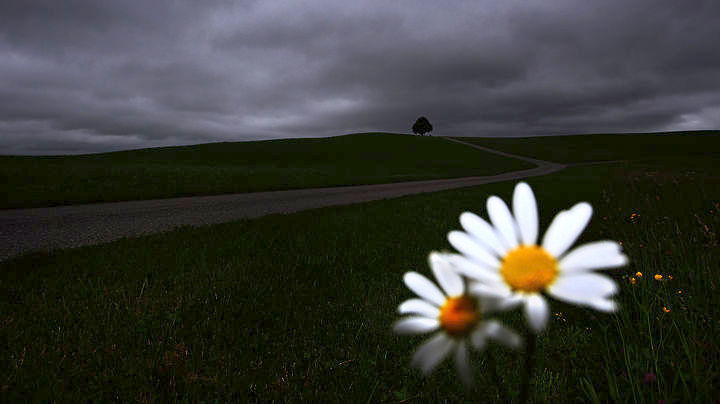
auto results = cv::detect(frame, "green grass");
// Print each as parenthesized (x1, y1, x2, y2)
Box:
(1, 150, 718, 401)
(453, 130, 720, 163)
(0, 132, 534, 210)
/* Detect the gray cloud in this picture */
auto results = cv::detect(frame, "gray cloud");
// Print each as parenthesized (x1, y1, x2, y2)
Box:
(1, 0, 718, 154)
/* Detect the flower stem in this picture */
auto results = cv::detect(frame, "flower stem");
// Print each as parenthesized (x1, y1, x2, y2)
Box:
(519, 332, 537, 404)
(486, 348, 508, 402)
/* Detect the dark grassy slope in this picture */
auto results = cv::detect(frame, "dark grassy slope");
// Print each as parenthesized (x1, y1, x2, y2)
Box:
(1, 152, 718, 402)
(453, 130, 720, 163)
(0, 133, 534, 210)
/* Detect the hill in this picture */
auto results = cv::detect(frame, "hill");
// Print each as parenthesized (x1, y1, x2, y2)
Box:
(0, 132, 534, 209)
(453, 130, 720, 163)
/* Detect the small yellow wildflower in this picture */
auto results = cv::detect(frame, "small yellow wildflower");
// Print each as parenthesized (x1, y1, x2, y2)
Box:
(677, 290, 682, 294)
(668, 275, 673, 280)
(663, 307, 670, 313)
(630, 277, 636, 284)
(654, 274, 663, 280)
(636, 272, 643, 277)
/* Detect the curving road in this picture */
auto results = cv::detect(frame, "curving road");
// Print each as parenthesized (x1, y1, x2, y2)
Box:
(0, 138, 568, 262)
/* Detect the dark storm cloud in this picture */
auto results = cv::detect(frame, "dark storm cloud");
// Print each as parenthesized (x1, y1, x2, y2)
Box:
(1, 0, 719, 154)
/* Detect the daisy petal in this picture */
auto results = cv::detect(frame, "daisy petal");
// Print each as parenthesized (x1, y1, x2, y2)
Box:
(542, 202, 593, 258)
(460, 212, 508, 257)
(429, 252, 464, 297)
(487, 196, 520, 249)
(559, 241, 629, 274)
(513, 182, 539, 246)
(469, 281, 512, 299)
(448, 231, 501, 269)
(483, 320, 522, 349)
(394, 317, 440, 335)
(446, 253, 501, 283)
(547, 272, 618, 305)
(398, 299, 441, 318)
(411, 332, 456, 374)
(540, 210, 571, 254)
(470, 328, 487, 350)
(479, 294, 524, 313)
(404, 272, 447, 306)
(524, 294, 549, 333)
(454, 340, 472, 386)
(589, 297, 618, 312)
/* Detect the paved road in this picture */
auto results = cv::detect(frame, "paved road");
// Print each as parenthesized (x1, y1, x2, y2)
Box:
(0, 138, 568, 262)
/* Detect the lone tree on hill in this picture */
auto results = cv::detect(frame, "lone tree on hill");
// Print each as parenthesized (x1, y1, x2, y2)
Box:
(412, 116, 433, 136)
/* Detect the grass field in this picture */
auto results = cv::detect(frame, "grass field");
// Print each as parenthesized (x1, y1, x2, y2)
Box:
(1, 134, 718, 402)
(453, 130, 720, 164)
(0, 132, 534, 210)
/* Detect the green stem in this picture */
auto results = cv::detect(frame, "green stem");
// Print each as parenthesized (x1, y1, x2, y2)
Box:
(519, 332, 537, 404)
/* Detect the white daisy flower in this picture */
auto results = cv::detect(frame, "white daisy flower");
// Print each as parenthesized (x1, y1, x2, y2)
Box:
(393, 252, 522, 386)
(447, 182, 629, 333)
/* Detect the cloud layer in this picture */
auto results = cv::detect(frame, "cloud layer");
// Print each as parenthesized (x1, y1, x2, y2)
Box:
(1, 0, 719, 154)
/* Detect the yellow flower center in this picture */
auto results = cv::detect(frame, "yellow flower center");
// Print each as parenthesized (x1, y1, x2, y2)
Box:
(439, 296, 480, 337)
(500, 245, 559, 293)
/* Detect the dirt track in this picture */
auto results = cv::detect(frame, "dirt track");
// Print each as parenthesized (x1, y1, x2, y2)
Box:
(0, 138, 569, 262)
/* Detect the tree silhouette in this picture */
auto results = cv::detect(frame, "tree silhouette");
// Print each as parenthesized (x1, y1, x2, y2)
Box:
(412, 116, 433, 136)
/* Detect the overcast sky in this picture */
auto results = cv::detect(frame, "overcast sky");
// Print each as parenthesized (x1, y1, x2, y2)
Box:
(1, 0, 719, 155)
